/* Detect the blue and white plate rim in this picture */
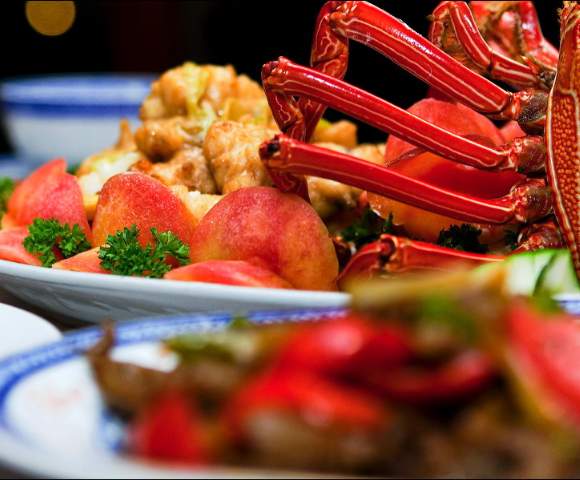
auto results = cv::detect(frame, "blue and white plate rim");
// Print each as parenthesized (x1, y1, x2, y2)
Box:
(0, 307, 346, 478)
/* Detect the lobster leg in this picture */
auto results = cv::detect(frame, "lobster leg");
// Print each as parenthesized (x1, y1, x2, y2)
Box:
(262, 58, 546, 177)
(299, 1, 547, 135)
(513, 221, 563, 253)
(429, 1, 549, 90)
(262, 134, 552, 225)
(337, 234, 503, 285)
(470, 1, 559, 74)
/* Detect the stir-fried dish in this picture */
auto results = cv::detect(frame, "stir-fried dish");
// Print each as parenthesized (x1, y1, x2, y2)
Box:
(88, 264, 580, 477)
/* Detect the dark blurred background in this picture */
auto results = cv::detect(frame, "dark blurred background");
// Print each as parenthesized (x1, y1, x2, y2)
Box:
(0, 0, 563, 152)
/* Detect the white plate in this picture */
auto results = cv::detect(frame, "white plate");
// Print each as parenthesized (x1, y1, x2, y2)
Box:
(0, 302, 61, 359)
(0, 309, 343, 478)
(0, 260, 350, 325)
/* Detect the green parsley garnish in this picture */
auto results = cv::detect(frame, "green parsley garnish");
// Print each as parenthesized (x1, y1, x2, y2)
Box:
(504, 229, 519, 251)
(340, 208, 395, 249)
(0, 177, 15, 226)
(23, 219, 91, 267)
(66, 163, 81, 176)
(437, 224, 488, 253)
(98, 225, 190, 278)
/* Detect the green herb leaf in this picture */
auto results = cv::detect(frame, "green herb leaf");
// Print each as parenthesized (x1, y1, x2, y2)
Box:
(418, 294, 478, 343)
(340, 208, 395, 249)
(165, 329, 258, 364)
(0, 177, 15, 227)
(66, 163, 81, 175)
(437, 224, 488, 253)
(23, 219, 91, 267)
(504, 229, 519, 251)
(98, 225, 190, 278)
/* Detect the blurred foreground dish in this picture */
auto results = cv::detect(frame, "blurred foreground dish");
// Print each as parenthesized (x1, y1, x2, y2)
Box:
(89, 267, 580, 477)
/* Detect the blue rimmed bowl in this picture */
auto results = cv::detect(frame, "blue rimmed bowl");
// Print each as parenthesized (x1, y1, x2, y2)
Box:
(0, 74, 154, 165)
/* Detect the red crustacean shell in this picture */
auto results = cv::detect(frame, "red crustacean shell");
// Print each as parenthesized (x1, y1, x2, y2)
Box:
(546, 3, 580, 275)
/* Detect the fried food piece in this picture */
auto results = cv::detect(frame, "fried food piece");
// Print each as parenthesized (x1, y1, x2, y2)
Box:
(307, 143, 385, 218)
(204, 121, 275, 193)
(77, 120, 143, 219)
(140, 63, 265, 121)
(351, 143, 386, 165)
(170, 185, 222, 224)
(204, 121, 383, 218)
(312, 119, 358, 149)
(131, 147, 217, 194)
(134, 116, 210, 161)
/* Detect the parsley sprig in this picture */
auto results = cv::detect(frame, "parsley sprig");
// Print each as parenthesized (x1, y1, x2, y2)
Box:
(0, 177, 15, 226)
(436, 224, 488, 253)
(98, 225, 190, 278)
(23, 219, 91, 267)
(340, 208, 395, 249)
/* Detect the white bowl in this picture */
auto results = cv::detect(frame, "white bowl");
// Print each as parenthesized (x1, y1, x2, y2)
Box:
(0, 74, 153, 165)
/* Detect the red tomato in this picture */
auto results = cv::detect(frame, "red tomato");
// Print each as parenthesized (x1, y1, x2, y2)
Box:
(274, 314, 413, 378)
(130, 390, 208, 464)
(224, 370, 387, 442)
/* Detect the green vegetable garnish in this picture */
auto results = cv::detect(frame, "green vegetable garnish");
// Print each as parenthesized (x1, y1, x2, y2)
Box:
(340, 208, 395, 249)
(229, 315, 253, 330)
(531, 291, 562, 314)
(504, 229, 519, 251)
(437, 224, 488, 253)
(23, 219, 91, 267)
(165, 329, 258, 364)
(418, 294, 478, 343)
(98, 225, 190, 278)
(0, 177, 15, 226)
(66, 163, 81, 176)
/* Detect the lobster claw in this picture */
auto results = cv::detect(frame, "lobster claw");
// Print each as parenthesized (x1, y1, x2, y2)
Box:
(504, 301, 580, 433)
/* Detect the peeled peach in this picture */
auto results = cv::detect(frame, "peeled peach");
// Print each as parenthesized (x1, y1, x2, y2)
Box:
(374, 99, 523, 242)
(53, 248, 108, 274)
(386, 98, 505, 163)
(7, 159, 91, 239)
(165, 260, 292, 289)
(0, 227, 42, 266)
(91, 172, 197, 248)
(189, 187, 338, 291)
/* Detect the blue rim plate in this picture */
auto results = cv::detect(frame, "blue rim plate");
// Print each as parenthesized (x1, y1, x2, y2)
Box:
(1, 300, 580, 478)
(0, 308, 344, 478)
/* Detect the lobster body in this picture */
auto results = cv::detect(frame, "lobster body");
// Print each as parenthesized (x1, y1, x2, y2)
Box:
(547, 3, 580, 273)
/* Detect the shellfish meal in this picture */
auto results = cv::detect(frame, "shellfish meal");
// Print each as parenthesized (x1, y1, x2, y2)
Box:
(1, 1, 579, 293)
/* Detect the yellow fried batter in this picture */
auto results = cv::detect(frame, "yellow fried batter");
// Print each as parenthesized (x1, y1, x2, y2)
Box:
(78, 62, 382, 223)
(131, 146, 217, 194)
(204, 121, 276, 194)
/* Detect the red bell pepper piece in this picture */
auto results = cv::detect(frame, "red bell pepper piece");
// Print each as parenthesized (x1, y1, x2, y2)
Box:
(363, 350, 496, 404)
(130, 390, 209, 464)
(273, 314, 413, 378)
(507, 302, 580, 426)
(224, 370, 387, 442)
